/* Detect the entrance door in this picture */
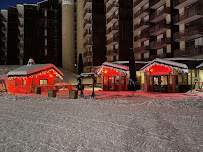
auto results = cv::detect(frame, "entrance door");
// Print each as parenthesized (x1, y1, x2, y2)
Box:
(108, 76, 115, 91)
(153, 76, 168, 92)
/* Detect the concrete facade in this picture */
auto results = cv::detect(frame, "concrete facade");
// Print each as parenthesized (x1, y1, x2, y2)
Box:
(62, 0, 76, 73)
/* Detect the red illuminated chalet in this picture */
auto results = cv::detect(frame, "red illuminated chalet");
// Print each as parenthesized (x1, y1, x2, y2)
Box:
(6, 59, 64, 94)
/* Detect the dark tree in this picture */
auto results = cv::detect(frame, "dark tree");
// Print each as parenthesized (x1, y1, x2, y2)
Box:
(78, 53, 83, 75)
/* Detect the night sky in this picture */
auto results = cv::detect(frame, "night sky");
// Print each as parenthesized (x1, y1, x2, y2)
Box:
(0, 0, 43, 10)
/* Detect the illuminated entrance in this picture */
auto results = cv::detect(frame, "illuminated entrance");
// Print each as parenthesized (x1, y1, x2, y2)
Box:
(140, 58, 188, 93)
(97, 62, 129, 91)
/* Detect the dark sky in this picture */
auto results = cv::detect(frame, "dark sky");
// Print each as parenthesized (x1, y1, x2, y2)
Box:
(0, 0, 43, 10)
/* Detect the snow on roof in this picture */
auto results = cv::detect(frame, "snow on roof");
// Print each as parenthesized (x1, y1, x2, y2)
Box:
(113, 61, 149, 64)
(196, 63, 203, 69)
(140, 58, 188, 72)
(97, 62, 129, 75)
(7, 64, 63, 77)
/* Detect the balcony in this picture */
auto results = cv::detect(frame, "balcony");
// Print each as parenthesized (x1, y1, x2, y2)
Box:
(107, 12, 118, 25)
(150, 37, 171, 49)
(134, 45, 149, 54)
(134, 29, 150, 42)
(17, 53, 24, 59)
(106, 0, 115, 3)
(106, 24, 118, 35)
(150, 22, 170, 36)
(83, 9, 92, 19)
(174, 27, 203, 42)
(174, 46, 203, 57)
(150, 0, 166, 9)
(107, 2, 119, 14)
(1, 36, 7, 42)
(174, 0, 199, 9)
(83, 0, 92, 9)
(134, 7, 150, 19)
(84, 30, 92, 38)
(84, 61, 92, 67)
(1, 46, 7, 52)
(150, 7, 170, 23)
(106, 47, 119, 56)
(1, 18, 7, 22)
(174, 8, 203, 25)
(18, 13, 24, 18)
(17, 43, 24, 49)
(83, 19, 92, 29)
(1, 55, 7, 61)
(134, 20, 149, 31)
(107, 33, 119, 45)
(84, 51, 93, 58)
(134, 0, 149, 7)
(84, 40, 92, 48)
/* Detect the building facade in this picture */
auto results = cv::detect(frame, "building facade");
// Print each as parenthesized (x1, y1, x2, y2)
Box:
(0, 0, 62, 66)
(133, 0, 203, 61)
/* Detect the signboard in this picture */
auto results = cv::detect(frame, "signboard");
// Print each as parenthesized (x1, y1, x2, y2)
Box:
(62, 0, 74, 5)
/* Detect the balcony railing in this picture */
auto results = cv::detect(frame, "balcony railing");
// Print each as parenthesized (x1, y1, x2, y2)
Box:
(174, 46, 203, 57)
(84, 61, 93, 67)
(84, 40, 93, 48)
(174, 0, 199, 9)
(106, 47, 119, 56)
(84, 30, 92, 38)
(17, 53, 24, 59)
(18, 13, 24, 18)
(1, 46, 7, 52)
(134, 20, 149, 31)
(174, 26, 203, 42)
(107, 33, 119, 45)
(83, 19, 92, 29)
(83, 9, 92, 19)
(107, 12, 118, 24)
(106, 24, 119, 35)
(150, 22, 170, 36)
(150, 0, 166, 9)
(1, 36, 7, 41)
(134, 29, 150, 42)
(83, 0, 92, 9)
(17, 43, 24, 48)
(1, 55, 7, 61)
(84, 51, 93, 57)
(150, 37, 171, 49)
(150, 7, 170, 23)
(134, 0, 149, 7)
(174, 7, 203, 25)
(135, 45, 149, 54)
(1, 18, 7, 22)
(107, 2, 119, 14)
(106, 0, 115, 3)
(134, 7, 149, 19)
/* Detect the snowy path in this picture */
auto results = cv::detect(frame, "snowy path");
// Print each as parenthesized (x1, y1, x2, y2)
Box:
(0, 94, 202, 152)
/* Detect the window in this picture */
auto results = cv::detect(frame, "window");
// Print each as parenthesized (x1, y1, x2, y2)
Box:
(22, 79, 26, 86)
(45, 49, 47, 56)
(40, 79, 48, 85)
(121, 76, 126, 85)
(161, 76, 168, 85)
(169, 75, 173, 85)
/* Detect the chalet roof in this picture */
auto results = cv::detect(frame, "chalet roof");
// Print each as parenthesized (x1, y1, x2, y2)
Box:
(97, 62, 129, 75)
(196, 63, 203, 69)
(140, 58, 188, 72)
(7, 63, 63, 77)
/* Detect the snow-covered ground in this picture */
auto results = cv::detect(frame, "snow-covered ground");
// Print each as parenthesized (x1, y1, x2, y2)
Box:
(0, 92, 202, 152)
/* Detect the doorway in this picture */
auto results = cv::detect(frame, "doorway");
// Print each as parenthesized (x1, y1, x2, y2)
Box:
(153, 76, 168, 92)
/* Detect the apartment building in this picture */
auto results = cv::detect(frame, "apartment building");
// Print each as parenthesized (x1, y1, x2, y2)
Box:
(133, 0, 179, 61)
(173, 0, 203, 58)
(105, 0, 133, 63)
(0, 0, 62, 66)
(0, 10, 8, 65)
(133, 0, 203, 61)
(77, 0, 106, 73)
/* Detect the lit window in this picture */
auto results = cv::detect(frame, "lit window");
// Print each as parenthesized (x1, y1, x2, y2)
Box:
(22, 79, 26, 85)
(40, 79, 48, 85)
